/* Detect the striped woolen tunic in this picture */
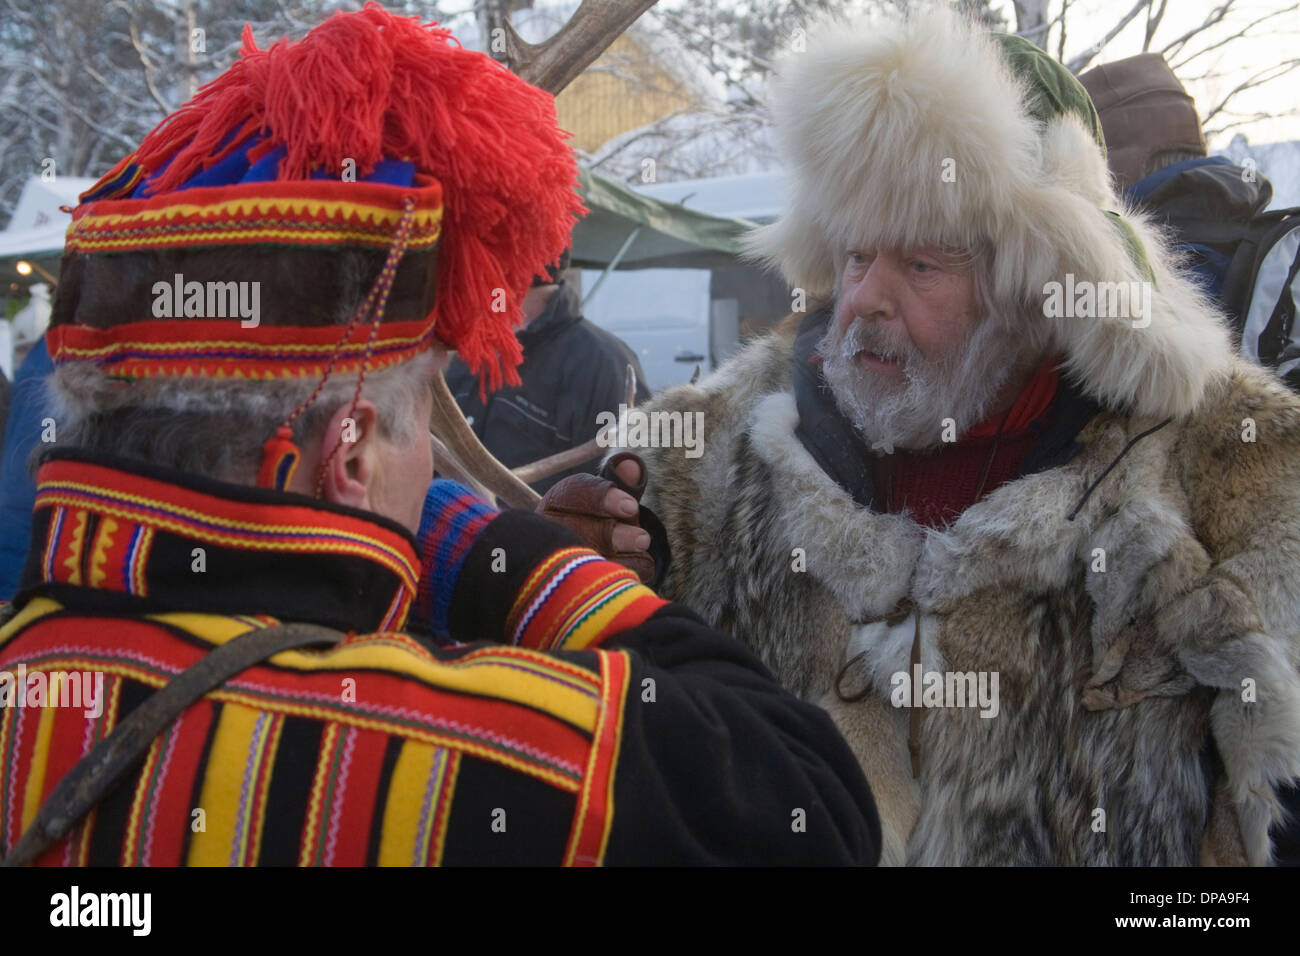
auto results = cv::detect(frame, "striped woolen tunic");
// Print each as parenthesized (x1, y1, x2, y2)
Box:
(0, 454, 881, 866)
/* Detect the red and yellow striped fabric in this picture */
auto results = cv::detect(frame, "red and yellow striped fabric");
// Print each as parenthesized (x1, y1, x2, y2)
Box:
(0, 601, 634, 866)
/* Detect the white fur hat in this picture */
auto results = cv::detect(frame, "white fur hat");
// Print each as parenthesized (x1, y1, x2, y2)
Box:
(746, 5, 1232, 419)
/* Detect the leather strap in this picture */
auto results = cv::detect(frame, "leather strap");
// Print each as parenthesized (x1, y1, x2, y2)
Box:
(0, 620, 343, 867)
(601, 451, 648, 499)
(908, 604, 923, 780)
(835, 597, 925, 779)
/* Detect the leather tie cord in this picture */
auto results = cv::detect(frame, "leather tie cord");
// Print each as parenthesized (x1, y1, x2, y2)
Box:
(907, 600, 923, 779)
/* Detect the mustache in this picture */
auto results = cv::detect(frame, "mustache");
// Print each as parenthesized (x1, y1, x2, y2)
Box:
(826, 318, 920, 365)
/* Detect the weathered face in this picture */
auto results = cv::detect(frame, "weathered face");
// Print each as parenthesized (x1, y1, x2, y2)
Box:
(820, 245, 1022, 452)
(832, 246, 982, 375)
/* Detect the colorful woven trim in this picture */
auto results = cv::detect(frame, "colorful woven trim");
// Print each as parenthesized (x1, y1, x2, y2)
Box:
(65, 177, 443, 255)
(0, 599, 615, 863)
(82, 152, 147, 203)
(507, 547, 668, 652)
(47, 316, 437, 380)
(32, 457, 419, 607)
(563, 648, 630, 866)
(412, 480, 499, 640)
(49, 176, 444, 380)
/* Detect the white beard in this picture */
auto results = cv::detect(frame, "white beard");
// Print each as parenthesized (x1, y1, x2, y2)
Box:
(817, 313, 1030, 453)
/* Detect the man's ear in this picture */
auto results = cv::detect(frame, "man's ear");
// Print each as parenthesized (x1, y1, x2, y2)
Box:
(314, 398, 382, 511)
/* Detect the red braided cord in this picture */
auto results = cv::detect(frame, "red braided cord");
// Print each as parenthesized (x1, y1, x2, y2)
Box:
(314, 197, 418, 496)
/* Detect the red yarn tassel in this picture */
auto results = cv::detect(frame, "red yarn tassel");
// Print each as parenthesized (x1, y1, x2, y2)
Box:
(132, 2, 585, 391)
(257, 426, 301, 491)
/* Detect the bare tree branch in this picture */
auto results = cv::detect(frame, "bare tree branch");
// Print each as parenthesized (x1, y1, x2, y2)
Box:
(1143, 0, 1167, 51)
(128, 7, 174, 115)
(1066, 0, 1152, 74)
(656, 7, 776, 75)
(81, 61, 167, 117)
(1160, 0, 1236, 62)
(1, 99, 67, 142)
(503, 0, 659, 95)
(1171, 3, 1300, 71)
(1057, 0, 1069, 62)
(587, 107, 698, 167)
(1201, 57, 1300, 126)
(1204, 107, 1299, 139)
(1012, 0, 1052, 48)
(26, 72, 142, 151)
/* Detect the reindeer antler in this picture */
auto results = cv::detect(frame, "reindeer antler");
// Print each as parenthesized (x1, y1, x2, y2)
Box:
(431, 0, 657, 509)
(506, 0, 659, 94)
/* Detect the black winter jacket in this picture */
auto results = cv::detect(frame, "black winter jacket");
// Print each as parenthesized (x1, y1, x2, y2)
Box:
(445, 281, 651, 493)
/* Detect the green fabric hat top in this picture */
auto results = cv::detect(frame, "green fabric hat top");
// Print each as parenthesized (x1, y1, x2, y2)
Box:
(993, 33, 1153, 280)
(992, 34, 1107, 150)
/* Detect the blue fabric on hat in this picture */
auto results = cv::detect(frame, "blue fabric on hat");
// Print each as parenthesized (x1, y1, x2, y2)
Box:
(131, 131, 417, 197)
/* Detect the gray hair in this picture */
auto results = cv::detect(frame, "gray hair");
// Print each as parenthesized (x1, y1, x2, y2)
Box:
(41, 350, 436, 484)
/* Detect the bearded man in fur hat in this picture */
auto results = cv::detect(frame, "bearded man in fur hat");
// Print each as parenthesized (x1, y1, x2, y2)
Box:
(544, 7, 1300, 865)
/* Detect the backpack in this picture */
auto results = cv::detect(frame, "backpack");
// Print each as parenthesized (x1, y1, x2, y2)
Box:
(1127, 156, 1300, 388)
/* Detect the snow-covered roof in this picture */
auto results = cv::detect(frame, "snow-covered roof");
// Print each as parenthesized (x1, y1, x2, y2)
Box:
(630, 136, 1300, 230)
(0, 176, 96, 260)
(634, 172, 789, 224)
(4, 176, 95, 232)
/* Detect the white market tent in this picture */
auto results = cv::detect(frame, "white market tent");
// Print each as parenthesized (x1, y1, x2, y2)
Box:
(0, 177, 96, 268)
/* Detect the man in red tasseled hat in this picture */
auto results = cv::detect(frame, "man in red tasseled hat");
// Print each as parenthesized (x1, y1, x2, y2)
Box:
(0, 3, 881, 867)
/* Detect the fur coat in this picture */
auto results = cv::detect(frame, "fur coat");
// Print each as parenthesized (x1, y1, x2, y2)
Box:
(627, 325, 1300, 866)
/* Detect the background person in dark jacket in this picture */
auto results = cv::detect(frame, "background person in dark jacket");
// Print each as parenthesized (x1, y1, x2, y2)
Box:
(446, 252, 651, 493)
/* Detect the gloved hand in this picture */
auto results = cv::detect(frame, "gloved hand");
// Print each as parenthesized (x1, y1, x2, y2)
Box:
(536, 452, 654, 583)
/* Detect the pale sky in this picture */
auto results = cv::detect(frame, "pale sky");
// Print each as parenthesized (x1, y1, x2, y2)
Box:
(990, 0, 1300, 149)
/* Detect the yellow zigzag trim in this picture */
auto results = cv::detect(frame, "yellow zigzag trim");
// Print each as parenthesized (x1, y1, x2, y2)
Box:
(67, 228, 442, 251)
(61, 509, 89, 586)
(88, 516, 118, 589)
(78, 197, 444, 228)
(54, 330, 432, 359)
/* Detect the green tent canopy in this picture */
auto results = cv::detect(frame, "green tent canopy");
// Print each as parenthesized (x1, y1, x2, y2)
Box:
(572, 169, 756, 271)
